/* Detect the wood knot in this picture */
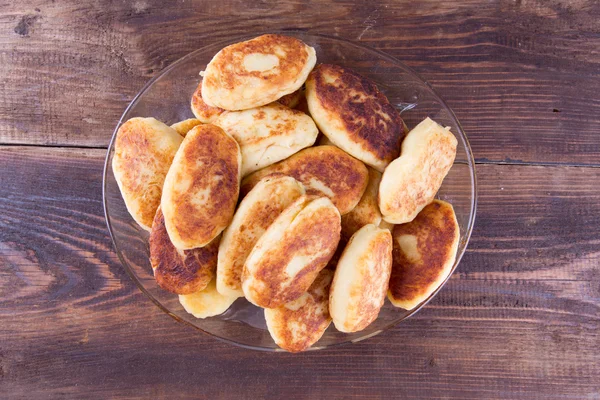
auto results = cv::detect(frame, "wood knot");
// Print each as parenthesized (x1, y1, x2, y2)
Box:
(14, 15, 40, 37)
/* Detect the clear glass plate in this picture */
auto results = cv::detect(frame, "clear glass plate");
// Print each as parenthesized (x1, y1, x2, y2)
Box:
(103, 32, 477, 351)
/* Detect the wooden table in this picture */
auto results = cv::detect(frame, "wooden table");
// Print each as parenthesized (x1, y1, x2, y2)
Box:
(1, 1, 599, 398)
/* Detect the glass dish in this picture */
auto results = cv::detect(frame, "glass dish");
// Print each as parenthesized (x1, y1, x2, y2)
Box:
(103, 32, 477, 351)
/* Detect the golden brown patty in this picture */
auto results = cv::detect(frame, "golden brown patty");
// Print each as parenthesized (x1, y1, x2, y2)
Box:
(388, 200, 460, 310)
(379, 117, 457, 224)
(217, 175, 305, 298)
(190, 81, 225, 123)
(306, 64, 405, 172)
(240, 145, 368, 215)
(214, 102, 318, 176)
(265, 269, 333, 352)
(329, 224, 392, 333)
(161, 124, 241, 250)
(201, 34, 316, 110)
(112, 117, 183, 231)
(340, 167, 382, 240)
(242, 196, 341, 309)
(170, 118, 202, 136)
(150, 207, 218, 295)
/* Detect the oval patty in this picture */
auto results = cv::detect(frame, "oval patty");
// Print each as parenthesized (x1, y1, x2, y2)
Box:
(242, 196, 341, 309)
(388, 200, 459, 310)
(330, 224, 392, 333)
(379, 117, 457, 224)
(306, 64, 405, 172)
(161, 124, 241, 250)
(215, 102, 318, 176)
(112, 117, 183, 231)
(202, 34, 316, 110)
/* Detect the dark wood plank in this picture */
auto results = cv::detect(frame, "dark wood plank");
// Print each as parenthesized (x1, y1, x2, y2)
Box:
(0, 147, 598, 399)
(1, 0, 599, 165)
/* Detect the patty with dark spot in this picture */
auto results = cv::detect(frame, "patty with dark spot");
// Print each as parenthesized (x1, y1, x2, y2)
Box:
(388, 200, 460, 310)
(150, 207, 218, 295)
(306, 64, 405, 172)
(242, 196, 341, 309)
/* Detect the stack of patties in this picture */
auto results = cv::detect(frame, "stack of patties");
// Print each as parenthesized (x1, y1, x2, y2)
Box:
(112, 33, 462, 352)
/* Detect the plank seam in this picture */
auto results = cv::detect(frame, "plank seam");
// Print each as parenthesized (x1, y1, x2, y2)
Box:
(1, 144, 599, 168)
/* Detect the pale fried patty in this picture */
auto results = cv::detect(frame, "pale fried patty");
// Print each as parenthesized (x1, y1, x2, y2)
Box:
(112, 117, 183, 231)
(217, 175, 305, 298)
(214, 102, 318, 176)
(379, 117, 457, 224)
(329, 224, 392, 333)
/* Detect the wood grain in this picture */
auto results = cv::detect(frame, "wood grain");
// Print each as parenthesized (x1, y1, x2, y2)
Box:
(0, 0, 599, 165)
(0, 147, 598, 399)
(2, 1, 599, 398)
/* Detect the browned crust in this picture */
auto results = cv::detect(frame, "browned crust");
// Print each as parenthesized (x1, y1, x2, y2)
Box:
(167, 124, 240, 247)
(203, 34, 310, 91)
(240, 146, 368, 214)
(309, 64, 405, 165)
(150, 208, 218, 294)
(388, 201, 458, 304)
(295, 94, 311, 115)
